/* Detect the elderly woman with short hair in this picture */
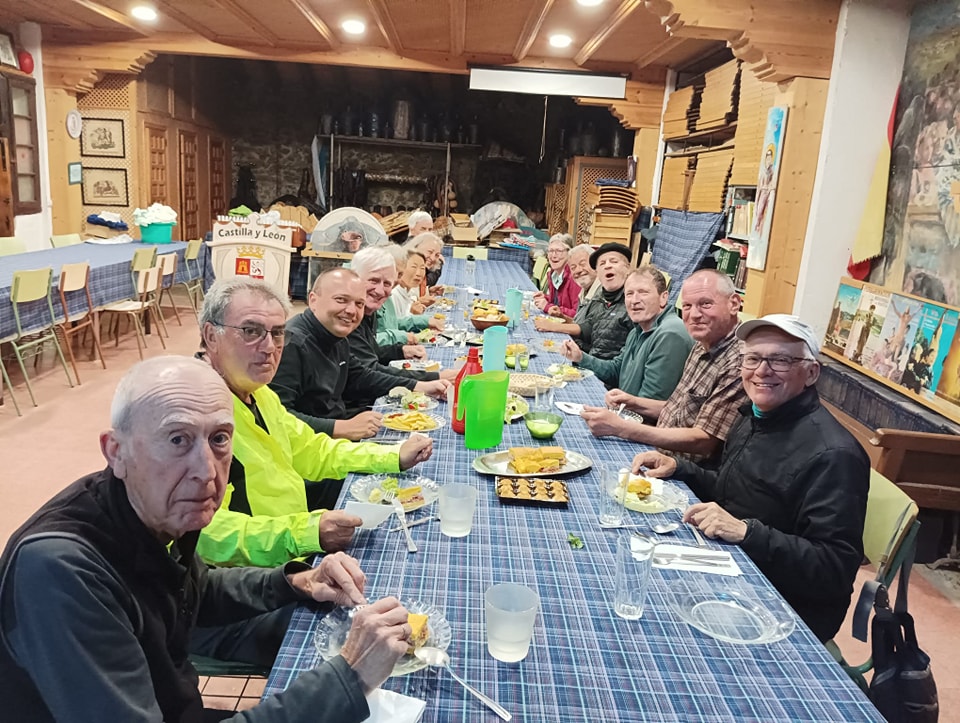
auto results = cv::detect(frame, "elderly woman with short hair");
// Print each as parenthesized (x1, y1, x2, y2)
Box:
(533, 233, 580, 319)
(375, 246, 444, 348)
(404, 232, 445, 296)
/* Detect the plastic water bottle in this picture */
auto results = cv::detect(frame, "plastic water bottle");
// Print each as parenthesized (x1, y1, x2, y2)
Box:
(465, 254, 476, 286)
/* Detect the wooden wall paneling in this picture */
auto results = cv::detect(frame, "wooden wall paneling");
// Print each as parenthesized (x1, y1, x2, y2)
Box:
(144, 121, 169, 205)
(632, 127, 660, 207)
(210, 136, 227, 220)
(45, 88, 83, 234)
(742, 77, 828, 316)
(178, 129, 200, 240)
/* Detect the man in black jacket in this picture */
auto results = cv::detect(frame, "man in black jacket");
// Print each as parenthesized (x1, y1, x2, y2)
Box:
(344, 247, 454, 410)
(633, 314, 869, 642)
(0, 356, 412, 722)
(271, 267, 447, 439)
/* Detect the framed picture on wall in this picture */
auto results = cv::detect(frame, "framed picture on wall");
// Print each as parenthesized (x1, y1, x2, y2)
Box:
(81, 167, 129, 207)
(80, 117, 126, 158)
(0, 32, 16, 67)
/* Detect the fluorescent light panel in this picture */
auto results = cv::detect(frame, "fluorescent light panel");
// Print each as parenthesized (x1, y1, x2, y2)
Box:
(469, 67, 626, 99)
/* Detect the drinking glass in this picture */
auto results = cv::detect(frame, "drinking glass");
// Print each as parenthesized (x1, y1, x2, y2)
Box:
(533, 383, 554, 413)
(438, 483, 478, 537)
(597, 465, 626, 527)
(517, 348, 530, 371)
(613, 533, 656, 620)
(485, 583, 540, 662)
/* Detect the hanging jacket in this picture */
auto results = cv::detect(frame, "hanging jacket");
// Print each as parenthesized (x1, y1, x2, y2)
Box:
(197, 385, 400, 567)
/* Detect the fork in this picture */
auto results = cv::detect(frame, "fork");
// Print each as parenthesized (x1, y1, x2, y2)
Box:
(384, 490, 418, 553)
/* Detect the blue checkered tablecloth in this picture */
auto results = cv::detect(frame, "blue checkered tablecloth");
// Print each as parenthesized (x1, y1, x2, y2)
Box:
(0, 241, 212, 339)
(442, 244, 534, 276)
(264, 257, 881, 721)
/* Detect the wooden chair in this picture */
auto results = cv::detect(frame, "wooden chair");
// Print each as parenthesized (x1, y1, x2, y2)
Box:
(130, 246, 158, 295)
(0, 236, 26, 256)
(57, 262, 106, 384)
(100, 266, 166, 360)
(0, 267, 75, 407)
(826, 470, 920, 691)
(50, 233, 82, 248)
(531, 255, 549, 290)
(871, 428, 960, 568)
(175, 239, 205, 319)
(157, 253, 184, 327)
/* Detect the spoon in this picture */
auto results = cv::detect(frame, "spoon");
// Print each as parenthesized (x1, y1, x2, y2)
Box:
(651, 521, 681, 534)
(415, 647, 512, 721)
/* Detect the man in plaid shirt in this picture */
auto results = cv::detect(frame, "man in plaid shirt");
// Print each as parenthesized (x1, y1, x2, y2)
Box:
(582, 269, 746, 466)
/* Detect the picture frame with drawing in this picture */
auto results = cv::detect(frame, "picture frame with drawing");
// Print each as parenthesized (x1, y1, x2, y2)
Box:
(0, 32, 16, 67)
(81, 168, 129, 207)
(80, 117, 126, 158)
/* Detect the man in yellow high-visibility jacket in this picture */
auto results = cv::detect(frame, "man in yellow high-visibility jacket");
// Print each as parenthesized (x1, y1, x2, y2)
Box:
(195, 277, 433, 568)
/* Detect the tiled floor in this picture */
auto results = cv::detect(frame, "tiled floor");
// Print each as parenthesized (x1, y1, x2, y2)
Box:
(1, 298, 959, 717)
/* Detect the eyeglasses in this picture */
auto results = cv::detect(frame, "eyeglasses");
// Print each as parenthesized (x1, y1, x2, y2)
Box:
(214, 322, 285, 345)
(740, 353, 812, 372)
(547, 249, 568, 255)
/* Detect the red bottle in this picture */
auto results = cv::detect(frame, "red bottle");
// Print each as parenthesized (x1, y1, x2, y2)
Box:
(452, 347, 483, 434)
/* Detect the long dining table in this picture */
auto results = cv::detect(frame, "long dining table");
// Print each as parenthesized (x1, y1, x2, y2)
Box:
(263, 257, 882, 722)
(0, 240, 211, 339)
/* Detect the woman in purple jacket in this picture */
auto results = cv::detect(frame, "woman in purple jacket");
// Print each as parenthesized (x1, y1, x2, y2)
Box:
(534, 234, 581, 318)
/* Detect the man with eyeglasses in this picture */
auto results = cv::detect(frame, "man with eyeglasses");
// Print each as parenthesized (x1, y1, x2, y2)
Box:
(633, 314, 869, 642)
(582, 269, 747, 465)
(195, 277, 434, 568)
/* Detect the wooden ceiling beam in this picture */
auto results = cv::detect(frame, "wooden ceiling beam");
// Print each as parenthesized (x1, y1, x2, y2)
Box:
(153, 0, 220, 42)
(63, 0, 147, 34)
(574, 0, 645, 66)
(633, 33, 686, 68)
(513, 0, 556, 62)
(208, 0, 281, 46)
(29, 0, 98, 30)
(285, 0, 340, 49)
(449, 0, 467, 57)
(365, 0, 404, 53)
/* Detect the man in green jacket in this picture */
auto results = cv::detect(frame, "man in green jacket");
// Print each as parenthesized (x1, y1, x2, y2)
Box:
(196, 277, 434, 567)
(562, 266, 692, 413)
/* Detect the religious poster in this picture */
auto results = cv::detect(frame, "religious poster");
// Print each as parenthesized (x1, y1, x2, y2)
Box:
(843, 288, 889, 366)
(824, 282, 864, 354)
(824, 277, 960, 424)
(747, 105, 788, 271)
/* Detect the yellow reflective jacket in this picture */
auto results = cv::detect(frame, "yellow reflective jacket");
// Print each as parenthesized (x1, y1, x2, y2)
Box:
(197, 385, 400, 567)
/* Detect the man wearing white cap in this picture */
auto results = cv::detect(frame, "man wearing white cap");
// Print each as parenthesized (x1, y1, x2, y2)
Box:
(633, 314, 869, 642)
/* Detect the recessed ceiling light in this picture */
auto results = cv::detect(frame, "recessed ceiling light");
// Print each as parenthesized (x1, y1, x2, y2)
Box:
(131, 5, 158, 21)
(577, 0, 604, 6)
(549, 34, 573, 48)
(341, 19, 366, 35)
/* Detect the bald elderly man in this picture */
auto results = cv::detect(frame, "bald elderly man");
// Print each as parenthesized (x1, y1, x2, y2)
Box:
(0, 357, 412, 722)
(634, 315, 869, 641)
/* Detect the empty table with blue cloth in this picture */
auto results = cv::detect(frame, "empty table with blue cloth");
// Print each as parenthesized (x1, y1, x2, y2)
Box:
(264, 257, 881, 722)
(0, 241, 211, 339)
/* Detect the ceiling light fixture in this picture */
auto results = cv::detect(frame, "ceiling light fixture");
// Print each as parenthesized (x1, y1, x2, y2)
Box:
(549, 34, 573, 49)
(577, 0, 605, 6)
(469, 66, 626, 99)
(341, 19, 366, 35)
(130, 5, 158, 21)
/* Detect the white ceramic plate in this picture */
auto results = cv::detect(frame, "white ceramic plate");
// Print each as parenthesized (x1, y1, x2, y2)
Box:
(666, 577, 796, 645)
(314, 600, 452, 676)
(546, 363, 594, 382)
(473, 449, 593, 477)
(388, 360, 443, 372)
(382, 411, 445, 432)
(616, 475, 688, 513)
(349, 473, 440, 512)
(555, 401, 584, 415)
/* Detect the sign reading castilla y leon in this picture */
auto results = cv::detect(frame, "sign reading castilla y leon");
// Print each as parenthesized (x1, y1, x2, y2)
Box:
(213, 219, 294, 244)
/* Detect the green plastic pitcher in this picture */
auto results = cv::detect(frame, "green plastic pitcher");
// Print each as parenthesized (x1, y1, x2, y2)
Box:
(456, 371, 509, 449)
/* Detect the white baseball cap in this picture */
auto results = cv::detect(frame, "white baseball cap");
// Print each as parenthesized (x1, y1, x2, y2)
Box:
(736, 314, 820, 359)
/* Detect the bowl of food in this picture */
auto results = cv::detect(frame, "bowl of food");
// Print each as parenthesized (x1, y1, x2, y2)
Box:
(471, 313, 510, 331)
(523, 411, 564, 440)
